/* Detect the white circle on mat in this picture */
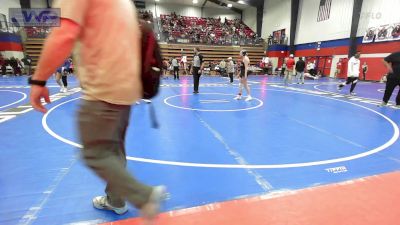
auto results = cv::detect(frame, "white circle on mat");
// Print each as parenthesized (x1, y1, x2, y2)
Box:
(0, 90, 27, 109)
(164, 93, 264, 112)
(42, 89, 399, 169)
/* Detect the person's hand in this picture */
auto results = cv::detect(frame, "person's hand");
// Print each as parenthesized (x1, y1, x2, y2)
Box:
(30, 85, 51, 113)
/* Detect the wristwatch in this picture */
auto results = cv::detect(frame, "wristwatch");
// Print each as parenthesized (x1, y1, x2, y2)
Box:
(28, 77, 47, 87)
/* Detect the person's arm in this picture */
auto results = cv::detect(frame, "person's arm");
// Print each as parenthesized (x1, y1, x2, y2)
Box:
(383, 60, 393, 73)
(33, 19, 81, 81)
(200, 55, 205, 71)
(383, 54, 394, 73)
(30, 18, 81, 113)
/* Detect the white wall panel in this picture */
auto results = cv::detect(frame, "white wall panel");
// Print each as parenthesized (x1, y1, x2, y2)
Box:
(203, 7, 240, 20)
(261, 0, 291, 39)
(243, 7, 257, 32)
(295, 0, 353, 44)
(357, 0, 400, 36)
(0, 0, 21, 19)
(145, 3, 240, 19)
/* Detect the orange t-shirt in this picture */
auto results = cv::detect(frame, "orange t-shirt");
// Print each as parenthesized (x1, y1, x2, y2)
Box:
(54, 0, 142, 105)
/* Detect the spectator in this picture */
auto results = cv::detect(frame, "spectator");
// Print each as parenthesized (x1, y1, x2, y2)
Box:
(171, 56, 179, 80)
(295, 57, 306, 84)
(219, 59, 226, 75)
(22, 55, 32, 76)
(227, 57, 235, 83)
(0, 54, 6, 76)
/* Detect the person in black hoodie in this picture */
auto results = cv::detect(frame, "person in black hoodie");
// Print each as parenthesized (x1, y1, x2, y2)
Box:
(379, 51, 400, 108)
(295, 57, 306, 84)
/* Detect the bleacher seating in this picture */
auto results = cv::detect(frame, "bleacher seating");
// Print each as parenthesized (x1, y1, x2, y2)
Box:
(160, 13, 262, 45)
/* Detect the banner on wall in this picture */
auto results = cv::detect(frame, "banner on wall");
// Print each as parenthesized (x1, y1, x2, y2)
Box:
(363, 22, 400, 43)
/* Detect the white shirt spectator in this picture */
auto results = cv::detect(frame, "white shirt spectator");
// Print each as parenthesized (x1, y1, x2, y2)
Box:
(172, 58, 179, 67)
(307, 62, 316, 70)
(262, 57, 270, 64)
(347, 56, 360, 77)
(181, 55, 187, 63)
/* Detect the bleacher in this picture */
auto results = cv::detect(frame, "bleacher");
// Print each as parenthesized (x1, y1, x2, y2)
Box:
(19, 12, 265, 70)
(160, 43, 265, 66)
(160, 13, 262, 46)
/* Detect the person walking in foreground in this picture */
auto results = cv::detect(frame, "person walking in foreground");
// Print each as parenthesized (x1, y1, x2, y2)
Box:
(379, 51, 400, 108)
(338, 51, 361, 95)
(28, 0, 166, 222)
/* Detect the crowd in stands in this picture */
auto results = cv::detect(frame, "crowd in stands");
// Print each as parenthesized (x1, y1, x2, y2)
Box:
(0, 54, 33, 76)
(24, 27, 51, 38)
(138, 10, 154, 23)
(160, 12, 262, 45)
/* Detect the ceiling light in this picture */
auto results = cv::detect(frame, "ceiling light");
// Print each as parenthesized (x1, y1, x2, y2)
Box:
(155, 0, 159, 2)
(193, 0, 198, 4)
(238, 0, 245, 4)
(227, 3, 232, 7)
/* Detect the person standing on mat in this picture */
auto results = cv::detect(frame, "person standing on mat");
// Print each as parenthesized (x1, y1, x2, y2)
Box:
(234, 50, 252, 101)
(284, 54, 295, 86)
(61, 58, 70, 92)
(362, 62, 368, 80)
(28, 0, 166, 222)
(379, 51, 400, 108)
(338, 51, 361, 95)
(171, 56, 179, 80)
(295, 57, 306, 84)
(227, 57, 235, 84)
(181, 54, 188, 75)
(191, 47, 204, 94)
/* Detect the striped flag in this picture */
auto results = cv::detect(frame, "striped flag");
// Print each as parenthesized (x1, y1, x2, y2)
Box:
(317, 0, 332, 22)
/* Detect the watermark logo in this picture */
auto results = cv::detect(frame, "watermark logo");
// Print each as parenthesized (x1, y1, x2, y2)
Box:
(360, 12, 382, 20)
(9, 8, 60, 27)
(325, 166, 348, 174)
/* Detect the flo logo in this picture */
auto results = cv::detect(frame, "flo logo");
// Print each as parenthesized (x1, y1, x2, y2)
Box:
(9, 8, 60, 27)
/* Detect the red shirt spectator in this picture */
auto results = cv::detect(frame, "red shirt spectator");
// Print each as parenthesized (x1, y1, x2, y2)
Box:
(286, 56, 295, 71)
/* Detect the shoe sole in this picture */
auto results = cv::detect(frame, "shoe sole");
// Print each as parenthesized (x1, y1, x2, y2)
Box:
(93, 199, 128, 215)
(140, 186, 167, 220)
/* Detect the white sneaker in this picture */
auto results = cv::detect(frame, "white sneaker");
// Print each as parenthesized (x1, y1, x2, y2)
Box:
(92, 196, 128, 215)
(59, 87, 64, 92)
(142, 99, 152, 104)
(136, 101, 141, 105)
(62, 87, 68, 93)
(140, 186, 167, 222)
(234, 95, 242, 100)
(245, 96, 253, 101)
(350, 92, 356, 96)
(378, 102, 387, 107)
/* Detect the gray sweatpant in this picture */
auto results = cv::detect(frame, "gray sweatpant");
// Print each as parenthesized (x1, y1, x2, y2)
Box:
(296, 71, 305, 84)
(284, 70, 293, 86)
(78, 100, 152, 208)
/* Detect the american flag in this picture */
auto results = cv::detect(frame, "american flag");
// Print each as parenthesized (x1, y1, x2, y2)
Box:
(317, 0, 332, 22)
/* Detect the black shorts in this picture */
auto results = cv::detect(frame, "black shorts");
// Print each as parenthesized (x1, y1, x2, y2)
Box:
(240, 70, 249, 78)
